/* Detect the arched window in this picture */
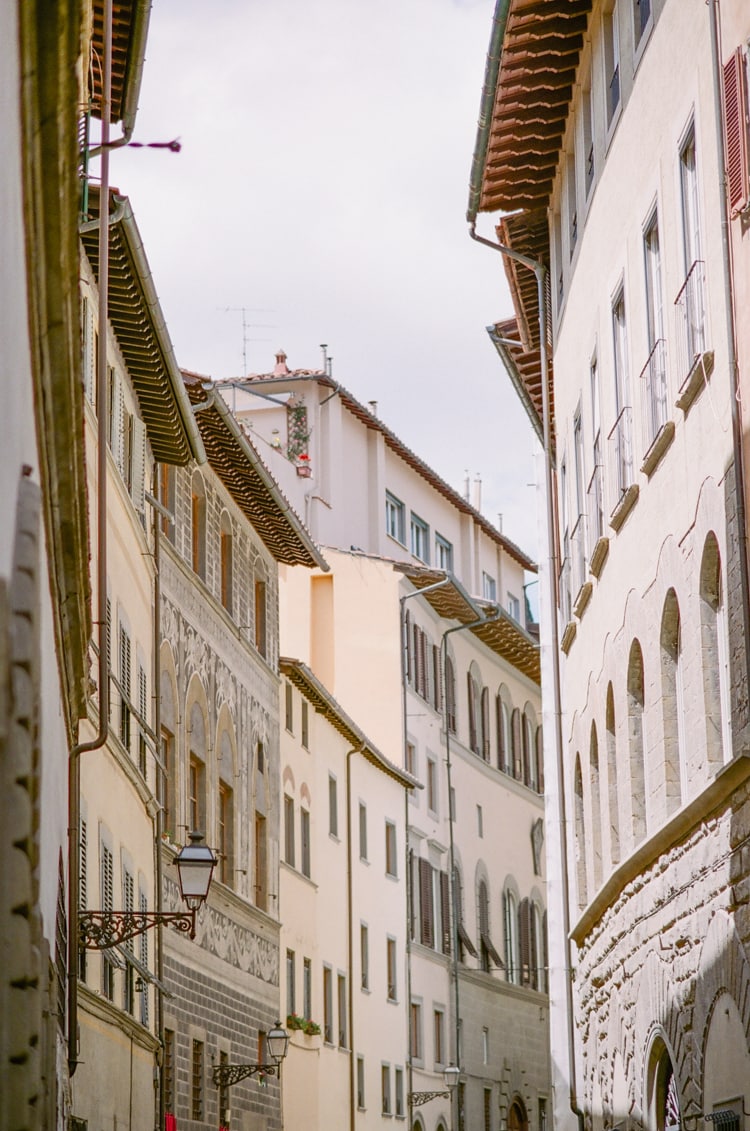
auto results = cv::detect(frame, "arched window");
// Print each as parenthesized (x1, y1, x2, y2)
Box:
(191, 472, 206, 580)
(467, 666, 481, 754)
(660, 590, 685, 813)
(645, 1041, 681, 1131)
(606, 684, 620, 866)
(523, 707, 538, 790)
(590, 723, 603, 891)
(574, 755, 587, 909)
(445, 656, 457, 734)
(478, 879, 491, 971)
(220, 511, 233, 615)
(535, 725, 544, 793)
(160, 667, 178, 841)
(480, 687, 490, 760)
(254, 566, 268, 658)
(509, 1097, 529, 1131)
(453, 866, 477, 963)
(496, 691, 511, 773)
(510, 708, 522, 779)
(627, 640, 647, 843)
(699, 533, 731, 768)
(187, 701, 207, 837)
(217, 729, 234, 888)
(503, 888, 519, 984)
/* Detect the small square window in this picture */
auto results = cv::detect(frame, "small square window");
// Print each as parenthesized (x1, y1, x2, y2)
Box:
(386, 492, 405, 544)
(385, 821, 398, 877)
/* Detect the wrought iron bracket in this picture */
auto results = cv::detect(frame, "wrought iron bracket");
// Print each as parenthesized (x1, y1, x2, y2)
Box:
(409, 1091, 450, 1107)
(78, 909, 196, 950)
(212, 1062, 280, 1087)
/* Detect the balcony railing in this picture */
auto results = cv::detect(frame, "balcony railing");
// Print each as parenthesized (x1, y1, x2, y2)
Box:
(571, 513, 587, 598)
(586, 462, 605, 550)
(639, 338, 668, 451)
(674, 259, 708, 387)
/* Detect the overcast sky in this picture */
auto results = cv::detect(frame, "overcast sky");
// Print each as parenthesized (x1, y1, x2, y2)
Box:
(116, 0, 541, 561)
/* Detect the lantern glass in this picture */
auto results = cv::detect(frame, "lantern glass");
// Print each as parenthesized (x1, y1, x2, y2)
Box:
(175, 832, 216, 909)
(443, 1065, 460, 1091)
(267, 1021, 289, 1063)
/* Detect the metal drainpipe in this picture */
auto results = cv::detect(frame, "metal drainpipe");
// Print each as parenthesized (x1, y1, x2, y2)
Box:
(400, 578, 452, 1128)
(440, 609, 500, 1131)
(468, 223, 585, 1131)
(346, 744, 366, 1131)
(151, 476, 165, 1131)
(67, 0, 113, 1078)
(708, 0, 750, 718)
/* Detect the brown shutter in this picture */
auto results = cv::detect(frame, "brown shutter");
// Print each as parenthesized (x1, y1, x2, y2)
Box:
(496, 696, 506, 771)
(519, 898, 531, 986)
(404, 611, 413, 684)
(433, 645, 443, 712)
(724, 48, 750, 216)
(529, 904, 538, 989)
(440, 870, 451, 955)
(408, 850, 416, 939)
(467, 673, 477, 752)
(522, 713, 531, 786)
(447, 658, 456, 733)
(419, 858, 434, 948)
(481, 688, 490, 761)
(542, 910, 549, 993)
(512, 708, 522, 778)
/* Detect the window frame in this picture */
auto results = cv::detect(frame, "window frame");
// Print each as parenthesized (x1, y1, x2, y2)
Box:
(385, 491, 406, 545)
(410, 512, 430, 564)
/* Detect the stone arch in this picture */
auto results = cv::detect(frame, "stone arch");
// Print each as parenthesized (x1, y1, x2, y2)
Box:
(632, 951, 690, 1121)
(692, 909, 750, 1104)
(642, 1031, 683, 1131)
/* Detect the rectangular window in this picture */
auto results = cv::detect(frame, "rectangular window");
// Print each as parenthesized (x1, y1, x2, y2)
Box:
(385, 491, 406, 544)
(567, 150, 577, 255)
(634, 0, 651, 45)
(357, 1056, 366, 1109)
(426, 758, 437, 814)
(405, 741, 416, 776)
(477, 804, 484, 838)
(285, 681, 294, 732)
(254, 579, 267, 657)
(191, 1039, 204, 1120)
(410, 513, 430, 563)
(385, 821, 397, 877)
(583, 84, 595, 195)
(218, 783, 233, 886)
(301, 699, 309, 748)
(323, 965, 333, 1043)
(255, 811, 267, 910)
(137, 664, 147, 777)
(338, 973, 347, 1047)
(435, 533, 453, 571)
(484, 1087, 493, 1131)
(359, 802, 368, 860)
(218, 1051, 230, 1128)
(101, 843, 115, 1000)
(387, 937, 397, 1001)
(119, 625, 131, 752)
(507, 592, 521, 622)
(539, 1099, 548, 1131)
(482, 572, 497, 602)
(286, 949, 296, 1015)
(604, 3, 620, 126)
(410, 1001, 423, 1060)
(300, 808, 311, 877)
(361, 923, 370, 990)
(482, 1027, 490, 1065)
(382, 1064, 392, 1115)
(303, 957, 312, 1019)
(329, 774, 338, 837)
(434, 1009, 445, 1066)
(395, 1067, 404, 1117)
(220, 527, 233, 613)
(284, 795, 295, 867)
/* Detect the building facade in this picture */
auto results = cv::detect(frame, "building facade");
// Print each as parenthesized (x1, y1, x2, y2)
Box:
(468, 3, 750, 1131)
(229, 360, 551, 1131)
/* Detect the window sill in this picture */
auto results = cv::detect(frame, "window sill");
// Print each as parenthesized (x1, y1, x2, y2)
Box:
(573, 581, 593, 619)
(609, 483, 639, 532)
(640, 420, 675, 477)
(676, 350, 714, 413)
(560, 620, 577, 654)
(589, 535, 609, 579)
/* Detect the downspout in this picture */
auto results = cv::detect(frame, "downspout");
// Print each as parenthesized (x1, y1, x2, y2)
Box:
(468, 224, 585, 1131)
(150, 478, 166, 1131)
(400, 578, 452, 1129)
(440, 608, 500, 1131)
(708, 0, 750, 718)
(67, 0, 113, 1078)
(346, 744, 366, 1131)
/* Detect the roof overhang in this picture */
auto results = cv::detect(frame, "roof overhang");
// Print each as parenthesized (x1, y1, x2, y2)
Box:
(89, 0, 151, 133)
(280, 658, 418, 789)
(467, 0, 592, 218)
(184, 375, 328, 571)
(80, 187, 205, 466)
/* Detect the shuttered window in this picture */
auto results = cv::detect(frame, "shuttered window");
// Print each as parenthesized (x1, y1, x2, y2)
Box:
(724, 47, 750, 216)
(119, 625, 131, 751)
(536, 726, 545, 793)
(446, 657, 457, 734)
(139, 889, 149, 1026)
(519, 897, 535, 988)
(440, 870, 451, 955)
(467, 672, 478, 753)
(419, 858, 434, 948)
(137, 663, 147, 776)
(481, 687, 491, 760)
(101, 843, 115, 999)
(432, 645, 443, 711)
(511, 708, 522, 779)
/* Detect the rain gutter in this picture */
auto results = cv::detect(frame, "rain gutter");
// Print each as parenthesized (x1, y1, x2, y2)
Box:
(466, 0, 512, 225)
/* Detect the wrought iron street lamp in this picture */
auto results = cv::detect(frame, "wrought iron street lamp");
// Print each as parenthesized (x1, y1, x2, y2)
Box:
(409, 1065, 461, 1107)
(78, 832, 216, 949)
(212, 1021, 290, 1087)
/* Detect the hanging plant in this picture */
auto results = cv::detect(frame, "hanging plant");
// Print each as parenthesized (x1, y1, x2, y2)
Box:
(286, 400, 311, 463)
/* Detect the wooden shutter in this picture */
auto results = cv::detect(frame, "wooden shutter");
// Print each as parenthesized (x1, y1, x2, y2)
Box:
(724, 48, 750, 216)
(433, 645, 443, 712)
(419, 858, 434, 948)
(440, 870, 451, 955)
(80, 820, 87, 909)
(519, 898, 531, 986)
(446, 658, 456, 733)
(511, 708, 522, 779)
(542, 910, 549, 993)
(536, 726, 545, 793)
(414, 625, 423, 696)
(404, 611, 413, 684)
(408, 850, 416, 939)
(481, 688, 490, 760)
(496, 696, 506, 771)
(522, 714, 531, 786)
(130, 416, 147, 513)
(467, 673, 477, 752)
(529, 903, 539, 989)
(424, 634, 434, 705)
(101, 844, 114, 911)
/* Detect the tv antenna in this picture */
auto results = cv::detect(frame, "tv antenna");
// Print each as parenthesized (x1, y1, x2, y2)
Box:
(221, 307, 275, 375)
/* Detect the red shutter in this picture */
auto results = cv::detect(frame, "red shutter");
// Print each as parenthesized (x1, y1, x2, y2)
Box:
(724, 48, 750, 216)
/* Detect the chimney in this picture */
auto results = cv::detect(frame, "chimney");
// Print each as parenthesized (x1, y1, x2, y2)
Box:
(273, 349, 290, 376)
(368, 400, 378, 417)
(464, 472, 470, 502)
(472, 473, 482, 513)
